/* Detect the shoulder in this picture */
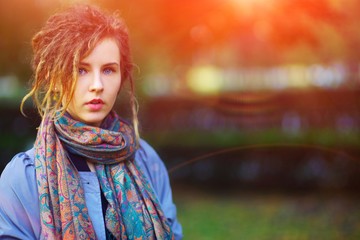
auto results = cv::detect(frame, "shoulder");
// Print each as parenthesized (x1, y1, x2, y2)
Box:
(135, 140, 183, 239)
(134, 139, 171, 197)
(0, 148, 36, 197)
(135, 139, 168, 181)
(0, 148, 40, 239)
(136, 139, 163, 165)
(134, 138, 173, 199)
(0, 148, 35, 187)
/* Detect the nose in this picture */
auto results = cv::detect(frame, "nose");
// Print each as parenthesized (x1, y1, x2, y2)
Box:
(89, 71, 104, 92)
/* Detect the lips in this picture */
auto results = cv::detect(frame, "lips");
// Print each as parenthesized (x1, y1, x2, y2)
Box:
(87, 99, 104, 105)
(86, 98, 104, 111)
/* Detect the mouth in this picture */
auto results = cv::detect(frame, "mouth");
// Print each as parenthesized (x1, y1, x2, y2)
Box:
(86, 99, 105, 111)
(86, 99, 104, 105)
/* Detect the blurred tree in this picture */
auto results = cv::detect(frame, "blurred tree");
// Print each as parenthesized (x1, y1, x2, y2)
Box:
(1, 0, 360, 84)
(100, 0, 358, 68)
(0, 0, 52, 81)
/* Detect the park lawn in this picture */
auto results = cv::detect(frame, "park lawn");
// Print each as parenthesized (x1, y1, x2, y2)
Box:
(174, 188, 360, 240)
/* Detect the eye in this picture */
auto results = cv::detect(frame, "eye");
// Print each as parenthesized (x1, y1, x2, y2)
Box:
(103, 67, 115, 75)
(78, 67, 87, 75)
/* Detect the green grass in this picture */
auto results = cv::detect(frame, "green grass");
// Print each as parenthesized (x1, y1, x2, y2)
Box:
(174, 188, 360, 240)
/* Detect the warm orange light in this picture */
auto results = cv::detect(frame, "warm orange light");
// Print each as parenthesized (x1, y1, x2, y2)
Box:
(227, 0, 274, 6)
(226, 0, 275, 12)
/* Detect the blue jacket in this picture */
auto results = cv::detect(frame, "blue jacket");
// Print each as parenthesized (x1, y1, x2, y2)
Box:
(0, 139, 182, 239)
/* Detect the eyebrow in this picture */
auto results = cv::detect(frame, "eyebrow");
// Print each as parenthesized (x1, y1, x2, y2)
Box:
(79, 62, 120, 67)
(103, 62, 120, 67)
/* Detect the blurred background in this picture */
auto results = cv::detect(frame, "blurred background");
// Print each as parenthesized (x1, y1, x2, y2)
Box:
(1, 0, 360, 239)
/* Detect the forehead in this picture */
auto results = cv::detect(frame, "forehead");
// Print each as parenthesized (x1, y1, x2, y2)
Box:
(81, 38, 120, 63)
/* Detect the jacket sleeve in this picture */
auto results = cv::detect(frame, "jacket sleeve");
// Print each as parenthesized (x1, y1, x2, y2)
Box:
(0, 150, 40, 239)
(136, 139, 183, 240)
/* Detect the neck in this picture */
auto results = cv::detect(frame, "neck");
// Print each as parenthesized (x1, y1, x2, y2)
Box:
(86, 160, 96, 172)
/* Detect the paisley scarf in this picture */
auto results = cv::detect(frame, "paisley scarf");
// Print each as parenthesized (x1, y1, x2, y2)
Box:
(34, 111, 173, 239)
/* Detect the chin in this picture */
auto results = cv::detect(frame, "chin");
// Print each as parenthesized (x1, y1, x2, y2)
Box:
(82, 114, 107, 127)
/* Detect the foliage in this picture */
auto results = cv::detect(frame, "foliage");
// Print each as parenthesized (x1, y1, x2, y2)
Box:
(1, 0, 360, 82)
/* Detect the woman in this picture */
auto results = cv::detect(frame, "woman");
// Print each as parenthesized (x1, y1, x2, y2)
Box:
(0, 4, 182, 240)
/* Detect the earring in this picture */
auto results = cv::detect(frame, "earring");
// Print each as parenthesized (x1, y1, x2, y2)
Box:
(53, 87, 59, 102)
(53, 93, 58, 102)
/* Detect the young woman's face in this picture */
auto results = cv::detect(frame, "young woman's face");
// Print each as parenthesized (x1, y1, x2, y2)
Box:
(64, 38, 122, 127)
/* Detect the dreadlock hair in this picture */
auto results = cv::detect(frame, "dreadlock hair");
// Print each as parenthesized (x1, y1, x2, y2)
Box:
(21, 4, 140, 143)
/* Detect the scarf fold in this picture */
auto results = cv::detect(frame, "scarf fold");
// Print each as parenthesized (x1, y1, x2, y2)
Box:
(35, 111, 174, 239)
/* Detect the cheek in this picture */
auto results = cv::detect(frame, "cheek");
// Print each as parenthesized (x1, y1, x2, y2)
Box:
(74, 80, 88, 94)
(110, 85, 121, 100)
(63, 95, 77, 113)
(106, 83, 121, 105)
(63, 83, 83, 109)
(109, 77, 122, 95)
(71, 81, 88, 101)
